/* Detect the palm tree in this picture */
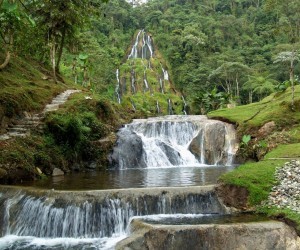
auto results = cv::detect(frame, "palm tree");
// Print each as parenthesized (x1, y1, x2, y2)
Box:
(243, 73, 278, 103)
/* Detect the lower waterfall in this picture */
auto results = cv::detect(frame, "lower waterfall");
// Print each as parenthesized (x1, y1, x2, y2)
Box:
(0, 186, 225, 249)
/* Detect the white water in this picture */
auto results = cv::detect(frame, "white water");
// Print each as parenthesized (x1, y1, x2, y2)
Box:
(159, 78, 164, 93)
(0, 186, 225, 249)
(182, 96, 188, 115)
(128, 30, 154, 59)
(115, 115, 238, 169)
(115, 69, 121, 103)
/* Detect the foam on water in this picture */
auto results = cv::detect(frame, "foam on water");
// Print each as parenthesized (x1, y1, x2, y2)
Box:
(0, 235, 126, 250)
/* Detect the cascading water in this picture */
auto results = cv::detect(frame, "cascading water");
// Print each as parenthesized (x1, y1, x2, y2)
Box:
(182, 96, 188, 115)
(110, 115, 238, 169)
(0, 186, 226, 249)
(128, 30, 142, 59)
(161, 65, 169, 81)
(156, 100, 161, 114)
(168, 99, 173, 115)
(128, 30, 154, 60)
(159, 78, 164, 94)
(143, 71, 149, 92)
(115, 69, 121, 104)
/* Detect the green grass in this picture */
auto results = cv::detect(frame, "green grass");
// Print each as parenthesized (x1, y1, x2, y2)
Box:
(0, 53, 74, 119)
(208, 86, 300, 129)
(220, 160, 285, 205)
(258, 207, 300, 233)
(264, 143, 300, 159)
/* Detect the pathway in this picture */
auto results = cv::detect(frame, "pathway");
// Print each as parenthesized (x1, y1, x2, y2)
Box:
(0, 89, 81, 141)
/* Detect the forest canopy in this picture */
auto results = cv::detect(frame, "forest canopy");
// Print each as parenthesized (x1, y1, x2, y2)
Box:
(1, 0, 299, 113)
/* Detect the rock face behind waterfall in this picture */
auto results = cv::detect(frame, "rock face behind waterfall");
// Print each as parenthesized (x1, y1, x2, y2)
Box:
(110, 115, 238, 169)
(110, 129, 146, 168)
(189, 122, 231, 165)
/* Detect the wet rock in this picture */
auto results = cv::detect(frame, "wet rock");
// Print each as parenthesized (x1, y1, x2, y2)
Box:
(52, 168, 64, 177)
(109, 129, 145, 168)
(189, 122, 226, 165)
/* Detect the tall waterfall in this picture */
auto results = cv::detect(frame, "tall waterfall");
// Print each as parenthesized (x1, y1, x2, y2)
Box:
(115, 69, 121, 104)
(110, 116, 238, 169)
(128, 30, 154, 59)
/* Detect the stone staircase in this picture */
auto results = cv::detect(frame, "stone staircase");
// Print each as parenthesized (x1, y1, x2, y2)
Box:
(0, 89, 81, 141)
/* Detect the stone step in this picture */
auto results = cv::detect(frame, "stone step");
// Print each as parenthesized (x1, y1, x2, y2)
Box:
(8, 127, 28, 133)
(7, 132, 28, 137)
(0, 89, 81, 141)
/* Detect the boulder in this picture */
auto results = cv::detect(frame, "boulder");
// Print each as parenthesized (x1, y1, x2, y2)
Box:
(52, 168, 64, 177)
(117, 220, 300, 250)
(189, 122, 226, 165)
(258, 121, 276, 137)
(109, 128, 145, 168)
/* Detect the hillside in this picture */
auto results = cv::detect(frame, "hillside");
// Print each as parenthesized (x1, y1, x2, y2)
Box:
(209, 86, 300, 231)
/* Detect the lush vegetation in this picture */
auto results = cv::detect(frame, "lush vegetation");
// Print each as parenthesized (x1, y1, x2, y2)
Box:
(139, 0, 300, 113)
(1, 0, 300, 229)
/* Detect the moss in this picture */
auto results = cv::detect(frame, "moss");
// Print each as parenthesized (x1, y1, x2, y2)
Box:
(0, 53, 73, 123)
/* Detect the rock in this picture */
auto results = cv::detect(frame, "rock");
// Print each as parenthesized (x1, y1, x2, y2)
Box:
(258, 121, 276, 137)
(52, 168, 64, 176)
(87, 162, 97, 170)
(117, 219, 300, 250)
(0, 168, 8, 179)
(189, 122, 227, 165)
(109, 128, 145, 168)
(72, 163, 82, 171)
(36, 167, 43, 175)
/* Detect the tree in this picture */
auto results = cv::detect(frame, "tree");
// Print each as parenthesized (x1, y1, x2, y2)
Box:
(34, 0, 108, 83)
(209, 62, 250, 102)
(274, 49, 300, 110)
(0, 0, 34, 69)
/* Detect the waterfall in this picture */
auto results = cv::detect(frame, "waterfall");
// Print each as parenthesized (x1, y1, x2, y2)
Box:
(143, 71, 149, 91)
(159, 78, 164, 94)
(110, 116, 238, 169)
(0, 187, 226, 240)
(145, 34, 153, 58)
(115, 69, 121, 104)
(128, 30, 154, 59)
(168, 99, 173, 115)
(182, 96, 188, 115)
(128, 30, 142, 59)
(161, 65, 169, 81)
(156, 101, 161, 114)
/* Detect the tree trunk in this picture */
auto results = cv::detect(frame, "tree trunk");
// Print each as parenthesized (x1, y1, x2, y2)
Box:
(55, 26, 66, 74)
(50, 36, 57, 83)
(0, 50, 11, 69)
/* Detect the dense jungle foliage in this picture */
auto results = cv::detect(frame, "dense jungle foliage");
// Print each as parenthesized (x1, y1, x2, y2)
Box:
(1, 0, 299, 114)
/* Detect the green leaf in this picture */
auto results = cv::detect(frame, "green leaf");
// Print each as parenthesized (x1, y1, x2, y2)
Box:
(242, 135, 251, 145)
(79, 54, 89, 60)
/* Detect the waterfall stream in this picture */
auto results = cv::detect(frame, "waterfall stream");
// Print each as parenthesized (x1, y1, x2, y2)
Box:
(0, 186, 225, 249)
(0, 115, 238, 249)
